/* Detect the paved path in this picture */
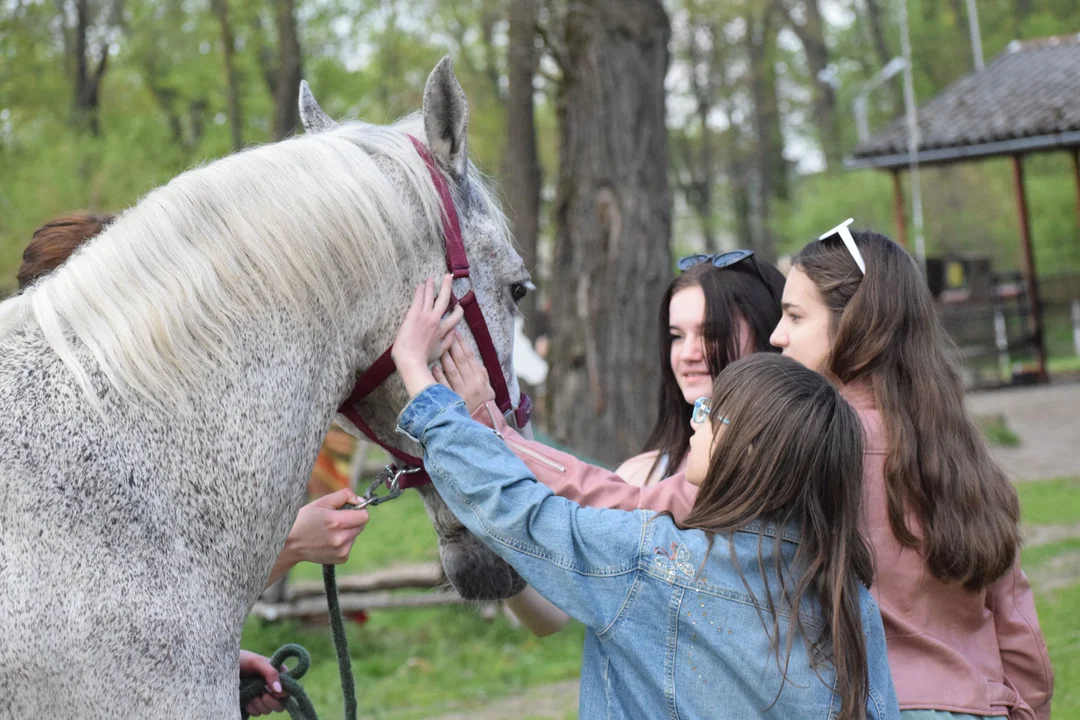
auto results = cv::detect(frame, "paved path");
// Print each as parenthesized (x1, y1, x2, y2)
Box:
(966, 382, 1080, 482)
(425, 680, 579, 720)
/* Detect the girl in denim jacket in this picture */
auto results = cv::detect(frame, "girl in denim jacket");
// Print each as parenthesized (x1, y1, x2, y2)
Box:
(391, 276, 899, 720)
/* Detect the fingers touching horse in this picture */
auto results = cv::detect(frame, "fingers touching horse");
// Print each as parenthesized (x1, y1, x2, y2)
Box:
(0, 57, 529, 717)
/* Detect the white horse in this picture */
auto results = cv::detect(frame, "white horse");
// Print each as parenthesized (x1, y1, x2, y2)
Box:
(0, 58, 529, 717)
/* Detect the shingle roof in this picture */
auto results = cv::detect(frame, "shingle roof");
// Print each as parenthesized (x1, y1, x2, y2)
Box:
(849, 34, 1080, 169)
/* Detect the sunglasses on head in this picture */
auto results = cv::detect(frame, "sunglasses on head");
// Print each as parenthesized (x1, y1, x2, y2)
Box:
(691, 397, 730, 426)
(676, 249, 780, 305)
(818, 218, 866, 274)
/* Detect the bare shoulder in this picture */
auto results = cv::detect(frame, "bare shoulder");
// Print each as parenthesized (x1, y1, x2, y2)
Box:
(616, 451, 663, 487)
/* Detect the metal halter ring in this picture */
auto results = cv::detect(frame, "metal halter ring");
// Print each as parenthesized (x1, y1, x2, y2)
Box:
(353, 464, 423, 510)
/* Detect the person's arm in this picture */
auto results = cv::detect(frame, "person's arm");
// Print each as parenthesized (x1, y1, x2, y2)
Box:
(986, 559, 1054, 720)
(390, 276, 645, 628)
(239, 650, 287, 716)
(437, 335, 697, 520)
(614, 451, 662, 487)
(265, 489, 370, 587)
(398, 385, 645, 628)
(504, 586, 571, 637)
(471, 400, 697, 519)
(861, 592, 900, 720)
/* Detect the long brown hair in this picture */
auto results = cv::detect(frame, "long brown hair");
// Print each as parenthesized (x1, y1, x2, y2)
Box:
(794, 231, 1019, 590)
(17, 212, 115, 289)
(678, 353, 872, 719)
(644, 259, 785, 479)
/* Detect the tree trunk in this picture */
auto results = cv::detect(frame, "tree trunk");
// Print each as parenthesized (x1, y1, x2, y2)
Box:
(272, 0, 302, 140)
(71, 0, 109, 135)
(861, 0, 903, 113)
(505, 0, 543, 337)
(785, 0, 841, 169)
(547, 0, 672, 465)
(747, 1, 782, 262)
(211, 0, 243, 151)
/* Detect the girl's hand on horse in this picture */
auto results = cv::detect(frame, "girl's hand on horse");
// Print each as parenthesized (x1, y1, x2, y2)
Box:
(283, 488, 370, 567)
(434, 334, 495, 415)
(392, 274, 464, 398)
(239, 650, 287, 716)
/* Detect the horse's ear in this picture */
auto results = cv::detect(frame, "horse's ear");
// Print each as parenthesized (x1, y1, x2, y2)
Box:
(298, 80, 337, 134)
(422, 56, 469, 181)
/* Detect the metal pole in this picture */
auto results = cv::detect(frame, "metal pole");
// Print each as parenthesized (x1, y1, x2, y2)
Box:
(898, 0, 926, 270)
(965, 0, 985, 70)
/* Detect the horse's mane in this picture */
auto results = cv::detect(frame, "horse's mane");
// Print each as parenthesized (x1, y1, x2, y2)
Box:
(0, 116, 462, 410)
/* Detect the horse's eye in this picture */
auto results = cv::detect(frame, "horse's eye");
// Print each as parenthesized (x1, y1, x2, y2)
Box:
(510, 283, 528, 304)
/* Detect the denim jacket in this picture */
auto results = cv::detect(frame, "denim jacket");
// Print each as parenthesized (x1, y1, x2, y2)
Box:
(399, 385, 899, 720)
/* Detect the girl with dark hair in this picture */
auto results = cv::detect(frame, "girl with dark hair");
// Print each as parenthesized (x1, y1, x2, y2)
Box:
(393, 276, 897, 719)
(769, 223, 1052, 720)
(618, 253, 786, 486)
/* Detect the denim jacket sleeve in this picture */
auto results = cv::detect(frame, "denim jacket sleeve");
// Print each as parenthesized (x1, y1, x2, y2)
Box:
(861, 591, 901, 720)
(398, 384, 645, 631)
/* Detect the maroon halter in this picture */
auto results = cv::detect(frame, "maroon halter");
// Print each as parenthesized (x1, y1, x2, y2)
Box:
(336, 135, 532, 490)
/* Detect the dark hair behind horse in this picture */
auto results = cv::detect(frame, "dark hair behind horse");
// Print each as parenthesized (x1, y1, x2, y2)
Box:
(678, 352, 872, 719)
(644, 259, 785, 479)
(17, 212, 115, 289)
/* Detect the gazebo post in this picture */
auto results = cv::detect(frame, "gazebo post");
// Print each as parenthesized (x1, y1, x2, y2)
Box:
(1071, 148, 1080, 229)
(1009, 154, 1048, 380)
(891, 169, 909, 249)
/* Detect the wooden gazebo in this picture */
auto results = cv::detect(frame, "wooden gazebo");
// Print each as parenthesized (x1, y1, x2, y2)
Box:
(847, 34, 1080, 378)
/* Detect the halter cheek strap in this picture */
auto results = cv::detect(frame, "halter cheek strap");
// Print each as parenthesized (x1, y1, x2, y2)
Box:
(335, 135, 532, 490)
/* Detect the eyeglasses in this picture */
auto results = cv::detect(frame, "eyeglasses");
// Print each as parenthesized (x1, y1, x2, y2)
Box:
(677, 249, 780, 306)
(819, 218, 866, 275)
(691, 397, 730, 426)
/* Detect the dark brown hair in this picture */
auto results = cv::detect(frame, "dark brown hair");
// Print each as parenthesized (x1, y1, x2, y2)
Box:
(794, 231, 1019, 590)
(677, 353, 872, 719)
(17, 212, 115, 289)
(643, 259, 785, 480)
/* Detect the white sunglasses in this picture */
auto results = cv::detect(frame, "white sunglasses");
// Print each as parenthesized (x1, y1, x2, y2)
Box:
(819, 218, 866, 275)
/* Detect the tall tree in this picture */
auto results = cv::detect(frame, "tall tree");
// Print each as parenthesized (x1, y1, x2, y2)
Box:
(504, 0, 542, 335)
(545, 0, 672, 464)
(747, 0, 784, 261)
(858, 0, 903, 113)
(781, 0, 841, 169)
(210, 0, 243, 150)
(64, 0, 116, 135)
(671, 4, 721, 250)
(272, 0, 302, 140)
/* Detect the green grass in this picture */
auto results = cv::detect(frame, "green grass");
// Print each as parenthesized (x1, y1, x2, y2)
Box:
(977, 414, 1022, 447)
(244, 490, 585, 718)
(1034, 583, 1080, 718)
(1049, 355, 1080, 374)
(1016, 477, 1080, 527)
(242, 608, 585, 719)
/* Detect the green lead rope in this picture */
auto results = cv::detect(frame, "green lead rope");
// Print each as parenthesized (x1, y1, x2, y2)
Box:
(239, 565, 358, 720)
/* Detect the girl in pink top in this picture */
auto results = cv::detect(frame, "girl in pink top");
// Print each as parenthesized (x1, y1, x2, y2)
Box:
(444, 227, 1052, 720)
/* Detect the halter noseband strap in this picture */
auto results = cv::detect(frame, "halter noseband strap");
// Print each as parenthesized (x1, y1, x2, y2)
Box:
(335, 135, 532, 490)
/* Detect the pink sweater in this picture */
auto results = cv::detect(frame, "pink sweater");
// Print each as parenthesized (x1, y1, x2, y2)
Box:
(472, 392, 1053, 719)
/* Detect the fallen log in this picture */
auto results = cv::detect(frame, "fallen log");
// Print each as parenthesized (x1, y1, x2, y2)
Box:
(250, 588, 470, 621)
(285, 563, 445, 600)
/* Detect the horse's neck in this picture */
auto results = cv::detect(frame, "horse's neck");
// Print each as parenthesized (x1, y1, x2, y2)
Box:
(131, 308, 357, 606)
